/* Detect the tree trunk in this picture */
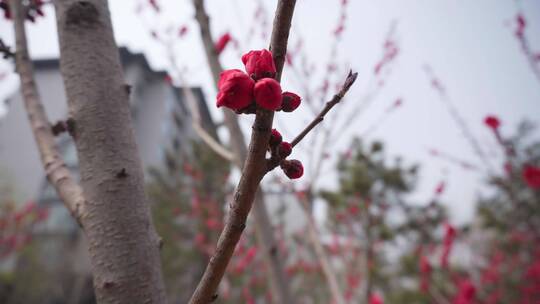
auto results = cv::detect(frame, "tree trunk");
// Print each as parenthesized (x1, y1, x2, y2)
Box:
(53, 1, 166, 303)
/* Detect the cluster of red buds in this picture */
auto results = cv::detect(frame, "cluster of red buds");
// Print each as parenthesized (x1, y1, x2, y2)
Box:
(217, 49, 301, 113)
(0, 0, 45, 22)
(269, 129, 303, 179)
(216, 49, 304, 179)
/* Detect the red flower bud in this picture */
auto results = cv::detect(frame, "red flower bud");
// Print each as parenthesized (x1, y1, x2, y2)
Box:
(280, 92, 301, 112)
(269, 129, 282, 147)
(0, 2, 11, 19)
(254, 78, 282, 110)
(278, 142, 292, 158)
(215, 33, 232, 55)
(178, 25, 189, 37)
(242, 49, 276, 80)
(523, 165, 540, 189)
(216, 69, 255, 111)
(281, 159, 303, 179)
(484, 115, 500, 130)
(369, 294, 383, 304)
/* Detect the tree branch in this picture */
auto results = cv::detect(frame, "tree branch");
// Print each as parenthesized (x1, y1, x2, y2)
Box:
(266, 71, 358, 173)
(0, 38, 15, 59)
(301, 194, 347, 304)
(10, 0, 86, 224)
(179, 80, 235, 162)
(188, 1, 297, 303)
(291, 70, 358, 147)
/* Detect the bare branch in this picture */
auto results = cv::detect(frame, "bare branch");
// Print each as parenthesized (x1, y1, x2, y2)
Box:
(291, 70, 358, 147)
(301, 195, 347, 304)
(178, 77, 235, 162)
(10, 0, 86, 224)
(0, 38, 15, 59)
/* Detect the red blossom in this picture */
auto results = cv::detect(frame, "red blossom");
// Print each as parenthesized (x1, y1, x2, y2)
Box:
(516, 13, 526, 37)
(522, 258, 540, 300)
(242, 49, 276, 80)
(347, 274, 360, 289)
(523, 165, 540, 189)
(281, 160, 304, 179)
(334, 24, 344, 36)
(452, 279, 476, 304)
(374, 39, 399, 75)
(1, 0, 45, 21)
(1, 1, 10, 19)
(216, 69, 255, 111)
(435, 181, 445, 195)
(278, 142, 292, 159)
(419, 253, 432, 293)
(244, 246, 258, 263)
(348, 204, 359, 216)
(254, 78, 282, 110)
(484, 115, 500, 130)
(205, 218, 221, 230)
(269, 129, 282, 147)
(441, 223, 456, 268)
(214, 33, 232, 55)
(481, 252, 503, 285)
(178, 25, 188, 37)
(329, 234, 340, 255)
(369, 294, 383, 304)
(280, 92, 301, 112)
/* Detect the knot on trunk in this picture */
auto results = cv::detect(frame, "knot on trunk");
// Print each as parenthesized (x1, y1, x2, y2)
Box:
(66, 1, 99, 26)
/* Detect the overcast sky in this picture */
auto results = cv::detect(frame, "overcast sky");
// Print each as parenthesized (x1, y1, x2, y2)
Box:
(1, 0, 539, 224)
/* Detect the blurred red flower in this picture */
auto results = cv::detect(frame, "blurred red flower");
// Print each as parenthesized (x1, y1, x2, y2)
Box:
(523, 165, 540, 189)
(242, 49, 276, 80)
(216, 69, 254, 110)
(484, 115, 500, 130)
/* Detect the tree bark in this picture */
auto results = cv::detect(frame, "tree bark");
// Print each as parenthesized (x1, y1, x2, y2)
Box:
(10, 0, 86, 224)
(192, 1, 295, 303)
(53, 1, 166, 303)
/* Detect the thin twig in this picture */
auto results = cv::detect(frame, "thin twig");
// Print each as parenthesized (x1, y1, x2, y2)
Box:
(0, 38, 15, 59)
(156, 34, 236, 162)
(301, 194, 347, 304)
(10, 0, 86, 223)
(291, 70, 357, 147)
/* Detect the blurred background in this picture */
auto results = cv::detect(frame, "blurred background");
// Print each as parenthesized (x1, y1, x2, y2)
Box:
(0, 0, 539, 303)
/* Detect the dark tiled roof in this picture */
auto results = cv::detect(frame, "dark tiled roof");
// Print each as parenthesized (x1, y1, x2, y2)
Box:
(33, 47, 168, 79)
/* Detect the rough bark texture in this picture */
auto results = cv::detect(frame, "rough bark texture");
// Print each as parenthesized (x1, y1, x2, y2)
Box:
(10, 0, 86, 224)
(53, 1, 166, 303)
(192, 0, 294, 303)
(189, 1, 297, 303)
